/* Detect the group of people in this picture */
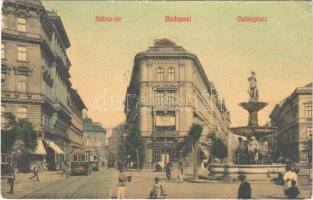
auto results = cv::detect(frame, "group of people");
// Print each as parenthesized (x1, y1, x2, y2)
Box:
(235, 136, 272, 165)
(164, 161, 184, 183)
(237, 165, 301, 199)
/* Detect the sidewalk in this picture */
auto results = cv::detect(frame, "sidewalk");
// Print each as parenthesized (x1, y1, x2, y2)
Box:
(1, 170, 66, 198)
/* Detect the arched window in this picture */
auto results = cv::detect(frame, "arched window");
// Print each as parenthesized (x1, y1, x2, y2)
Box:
(168, 68, 175, 81)
(157, 68, 164, 81)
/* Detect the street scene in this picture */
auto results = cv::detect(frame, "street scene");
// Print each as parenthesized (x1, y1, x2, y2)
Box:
(1, 0, 312, 199)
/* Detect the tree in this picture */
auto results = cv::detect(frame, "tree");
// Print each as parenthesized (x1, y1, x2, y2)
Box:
(125, 127, 143, 169)
(209, 133, 228, 161)
(1, 112, 38, 167)
(188, 123, 203, 180)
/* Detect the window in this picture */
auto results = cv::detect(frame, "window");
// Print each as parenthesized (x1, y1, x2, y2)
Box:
(17, 17, 26, 32)
(305, 105, 312, 119)
(1, 43, 5, 59)
(17, 46, 27, 61)
(2, 14, 7, 30)
(168, 68, 175, 81)
(157, 68, 164, 81)
(17, 106, 27, 119)
(155, 91, 165, 105)
(168, 92, 176, 106)
(306, 127, 312, 139)
(17, 75, 27, 92)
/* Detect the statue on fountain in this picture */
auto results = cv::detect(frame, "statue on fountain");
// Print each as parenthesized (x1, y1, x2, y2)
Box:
(247, 136, 259, 164)
(248, 71, 259, 102)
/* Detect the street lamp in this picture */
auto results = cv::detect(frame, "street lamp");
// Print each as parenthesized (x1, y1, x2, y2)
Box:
(123, 131, 128, 166)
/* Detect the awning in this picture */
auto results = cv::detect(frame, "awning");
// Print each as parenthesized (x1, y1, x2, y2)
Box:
(31, 140, 47, 155)
(45, 140, 65, 154)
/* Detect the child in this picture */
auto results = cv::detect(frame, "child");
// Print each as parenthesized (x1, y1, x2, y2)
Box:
(286, 180, 300, 199)
(149, 177, 166, 199)
(117, 169, 128, 199)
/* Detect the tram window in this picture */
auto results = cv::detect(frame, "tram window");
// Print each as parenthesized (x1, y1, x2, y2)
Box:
(82, 155, 85, 161)
(73, 155, 77, 161)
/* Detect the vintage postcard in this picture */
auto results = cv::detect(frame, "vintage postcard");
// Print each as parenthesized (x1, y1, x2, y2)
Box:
(1, 0, 312, 199)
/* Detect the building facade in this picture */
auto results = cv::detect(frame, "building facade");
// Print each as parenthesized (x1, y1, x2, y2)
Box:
(83, 116, 106, 161)
(125, 39, 231, 167)
(107, 124, 125, 167)
(270, 83, 312, 165)
(1, 0, 86, 171)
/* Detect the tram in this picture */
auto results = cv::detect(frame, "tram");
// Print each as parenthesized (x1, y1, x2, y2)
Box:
(70, 149, 92, 175)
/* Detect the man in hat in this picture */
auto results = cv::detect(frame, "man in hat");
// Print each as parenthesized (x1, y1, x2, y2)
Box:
(238, 174, 251, 199)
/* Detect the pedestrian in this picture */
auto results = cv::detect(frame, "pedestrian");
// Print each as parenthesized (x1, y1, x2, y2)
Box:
(286, 180, 300, 199)
(29, 164, 39, 182)
(117, 168, 128, 199)
(165, 162, 172, 180)
(7, 166, 15, 194)
(176, 161, 184, 183)
(149, 177, 166, 199)
(283, 166, 298, 197)
(237, 174, 251, 199)
(60, 163, 67, 177)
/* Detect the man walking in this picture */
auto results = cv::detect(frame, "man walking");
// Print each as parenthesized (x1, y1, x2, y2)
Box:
(177, 161, 184, 183)
(237, 174, 251, 199)
(7, 166, 15, 194)
(29, 164, 39, 182)
(165, 162, 172, 180)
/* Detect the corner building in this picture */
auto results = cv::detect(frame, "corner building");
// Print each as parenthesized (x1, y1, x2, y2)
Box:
(1, 0, 86, 171)
(270, 83, 312, 165)
(125, 39, 231, 167)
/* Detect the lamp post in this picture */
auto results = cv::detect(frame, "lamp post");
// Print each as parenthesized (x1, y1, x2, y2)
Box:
(123, 131, 127, 167)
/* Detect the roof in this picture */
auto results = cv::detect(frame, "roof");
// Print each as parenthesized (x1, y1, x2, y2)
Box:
(4, 0, 43, 8)
(135, 38, 194, 56)
(70, 88, 87, 110)
(47, 11, 71, 48)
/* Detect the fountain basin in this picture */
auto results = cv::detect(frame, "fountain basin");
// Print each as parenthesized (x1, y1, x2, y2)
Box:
(208, 164, 286, 180)
(231, 126, 277, 137)
(239, 101, 268, 112)
(209, 164, 285, 174)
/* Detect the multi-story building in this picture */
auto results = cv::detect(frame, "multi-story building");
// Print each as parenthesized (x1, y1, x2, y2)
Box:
(1, 0, 86, 171)
(125, 39, 231, 167)
(107, 124, 125, 167)
(270, 83, 312, 165)
(83, 116, 106, 161)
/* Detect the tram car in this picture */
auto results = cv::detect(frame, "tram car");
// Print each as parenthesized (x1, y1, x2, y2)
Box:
(70, 149, 92, 175)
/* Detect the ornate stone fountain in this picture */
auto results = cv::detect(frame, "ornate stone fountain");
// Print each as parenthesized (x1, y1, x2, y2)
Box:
(208, 72, 285, 180)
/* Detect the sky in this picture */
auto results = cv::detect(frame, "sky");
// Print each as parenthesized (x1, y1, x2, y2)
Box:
(43, 1, 312, 129)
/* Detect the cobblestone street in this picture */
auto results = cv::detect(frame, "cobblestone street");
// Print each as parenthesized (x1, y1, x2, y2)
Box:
(1, 167, 312, 199)
(1, 167, 114, 199)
